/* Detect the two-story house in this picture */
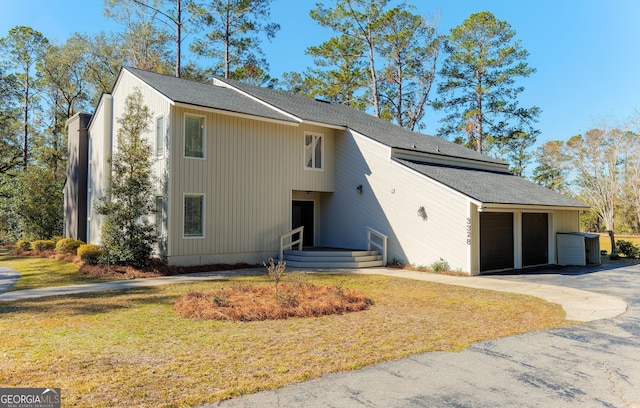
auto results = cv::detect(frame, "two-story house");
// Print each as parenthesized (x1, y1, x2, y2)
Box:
(65, 67, 589, 274)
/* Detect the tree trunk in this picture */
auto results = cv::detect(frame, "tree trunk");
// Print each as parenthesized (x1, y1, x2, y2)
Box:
(176, 0, 181, 77)
(608, 230, 617, 256)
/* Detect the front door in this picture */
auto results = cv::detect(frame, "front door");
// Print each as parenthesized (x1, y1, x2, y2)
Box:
(292, 200, 314, 247)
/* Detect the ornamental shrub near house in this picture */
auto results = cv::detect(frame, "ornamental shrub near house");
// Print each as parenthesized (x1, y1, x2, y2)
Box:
(56, 238, 85, 254)
(15, 240, 31, 251)
(77, 244, 103, 265)
(32, 240, 56, 252)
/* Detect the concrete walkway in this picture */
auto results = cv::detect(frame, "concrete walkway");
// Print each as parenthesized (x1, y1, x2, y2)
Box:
(0, 266, 19, 293)
(0, 266, 628, 323)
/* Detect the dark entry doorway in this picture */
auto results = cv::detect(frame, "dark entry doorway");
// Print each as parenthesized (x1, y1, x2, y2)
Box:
(292, 200, 314, 247)
(480, 212, 514, 272)
(522, 213, 549, 266)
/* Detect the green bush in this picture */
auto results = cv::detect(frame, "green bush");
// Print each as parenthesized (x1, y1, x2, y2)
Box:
(56, 238, 85, 254)
(616, 240, 640, 258)
(51, 235, 64, 244)
(16, 239, 31, 251)
(32, 240, 56, 252)
(77, 244, 103, 265)
(430, 257, 450, 273)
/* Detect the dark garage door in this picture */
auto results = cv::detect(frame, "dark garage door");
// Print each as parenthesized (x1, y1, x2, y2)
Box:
(522, 213, 549, 266)
(480, 212, 514, 272)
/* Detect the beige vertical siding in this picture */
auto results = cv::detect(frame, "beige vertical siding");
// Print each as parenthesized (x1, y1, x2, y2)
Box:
(86, 95, 112, 245)
(167, 106, 335, 264)
(88, 71, 171, 248)
(323, 129, 469, 270)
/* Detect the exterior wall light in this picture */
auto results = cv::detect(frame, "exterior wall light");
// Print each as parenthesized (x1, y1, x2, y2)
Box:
(356, 184, 363, 194)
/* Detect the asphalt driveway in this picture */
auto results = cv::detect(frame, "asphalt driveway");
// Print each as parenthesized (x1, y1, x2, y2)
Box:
(210, 262, 640, 407)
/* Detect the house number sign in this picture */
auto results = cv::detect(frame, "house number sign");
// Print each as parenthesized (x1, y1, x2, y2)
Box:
(466, 218, 471, 245)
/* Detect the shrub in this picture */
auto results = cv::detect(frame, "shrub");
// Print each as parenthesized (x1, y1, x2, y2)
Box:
(77, 244, 103, 265)
(16, 239, 31, 251)
(264, 258, 286, 295)
(56, 238, 85, 254)
(32, 240, 56, 252)
(430, 257, 450, 273)
(51, 235, 64, 244)
(616, 240, 640, 258)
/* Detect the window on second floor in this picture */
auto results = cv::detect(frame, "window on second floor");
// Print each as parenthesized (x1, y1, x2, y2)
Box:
(185, 114, 205, 159)
(156, 115, 164, 158)
(304, 133, 323, 170)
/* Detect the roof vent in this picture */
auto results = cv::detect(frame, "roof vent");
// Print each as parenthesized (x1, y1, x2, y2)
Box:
(412, 143, 417, 149)
(436, 146, 440, 152)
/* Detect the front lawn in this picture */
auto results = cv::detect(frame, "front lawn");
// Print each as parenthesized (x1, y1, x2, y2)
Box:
(0, 248, 115, 291)
(0, 273, 572, 407)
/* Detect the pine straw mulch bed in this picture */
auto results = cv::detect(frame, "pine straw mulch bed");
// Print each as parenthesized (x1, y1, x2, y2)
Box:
(12, 247, 261, 279)
(174, 282, 372, 321)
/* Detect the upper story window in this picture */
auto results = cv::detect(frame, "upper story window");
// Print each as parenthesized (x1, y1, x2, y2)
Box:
(156, 115, 164, 158)
(185, 114, 205, 159)
(304, 133, 323, 170)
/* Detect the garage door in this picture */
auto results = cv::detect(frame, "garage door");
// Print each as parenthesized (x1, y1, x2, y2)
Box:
(522, 213, 549, 266)
(480, 212, 514, 272)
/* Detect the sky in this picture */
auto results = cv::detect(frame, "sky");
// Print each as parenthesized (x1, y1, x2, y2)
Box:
(1, 0, 639, 149)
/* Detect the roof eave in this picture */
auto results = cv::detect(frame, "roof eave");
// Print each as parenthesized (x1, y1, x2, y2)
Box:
(477, 203, 590, 212)
(173, 101, 299, 126)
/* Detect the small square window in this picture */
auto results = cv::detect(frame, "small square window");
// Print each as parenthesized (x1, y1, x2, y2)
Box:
(184, 194, 204, 237)
(185, 115, 205, 158)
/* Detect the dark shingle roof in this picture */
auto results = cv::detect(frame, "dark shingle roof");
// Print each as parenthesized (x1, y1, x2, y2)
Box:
(396, 158, 588, 208)
(124, 67, 297, 123)
(125, 67, 585, 208)
(214, 77, 505, 165)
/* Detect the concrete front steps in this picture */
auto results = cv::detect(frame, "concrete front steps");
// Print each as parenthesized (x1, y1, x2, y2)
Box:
(282, 249, 384, 268)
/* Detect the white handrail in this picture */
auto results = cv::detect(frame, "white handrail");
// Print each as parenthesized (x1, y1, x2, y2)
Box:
(280, 226, 304, 262)
(367, 227, 388, 266)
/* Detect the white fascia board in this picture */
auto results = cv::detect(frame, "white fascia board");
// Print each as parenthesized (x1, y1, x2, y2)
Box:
(302, 120, 347, 130)
(392, 148, 508, 172)
(477, 203, 589, 212)
(213, 78, 302, 123)
(173, 102, 299, 127)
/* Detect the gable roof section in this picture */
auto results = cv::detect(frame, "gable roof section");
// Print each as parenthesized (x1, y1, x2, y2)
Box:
(215, 77, 505, 165)
(395, 158, 588, 208)
(124, 67, 297, 124)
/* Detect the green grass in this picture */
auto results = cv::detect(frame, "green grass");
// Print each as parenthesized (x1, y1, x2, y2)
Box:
(0, 248, 115, 291)
(0, 273, 572, 407)
(598, 233, 640, 254)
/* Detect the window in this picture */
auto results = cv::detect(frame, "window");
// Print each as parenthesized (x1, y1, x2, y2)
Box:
(184, 114, 205, 158)
(156, 115, 164, 157)
(155, 196, 164, 235)
(184, 194, 204, 237)
(304, 133, 323, 170)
